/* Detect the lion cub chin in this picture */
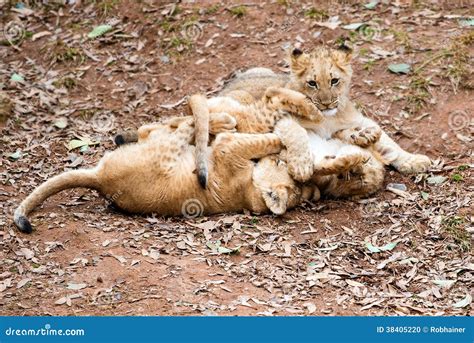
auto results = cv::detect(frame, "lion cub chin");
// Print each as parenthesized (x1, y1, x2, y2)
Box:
(321, 108, 338, 117)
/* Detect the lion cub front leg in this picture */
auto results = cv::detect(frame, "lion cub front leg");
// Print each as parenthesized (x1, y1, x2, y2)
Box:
(264, 87, 323, 123)
(312, 153, 366, 176)
(372, 130, 431, 174)
(337, 116, 431, 174)
(260, 87, 321, 182)
(274, 118, 314, 182)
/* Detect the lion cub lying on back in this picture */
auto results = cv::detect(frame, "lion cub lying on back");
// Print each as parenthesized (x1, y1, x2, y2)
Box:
(14, 94, 314, 234)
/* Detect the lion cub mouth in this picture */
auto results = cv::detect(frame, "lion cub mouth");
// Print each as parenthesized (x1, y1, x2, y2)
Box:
(322, 108, 338, 116)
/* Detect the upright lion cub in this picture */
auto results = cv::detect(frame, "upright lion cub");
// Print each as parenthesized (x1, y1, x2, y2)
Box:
(222, 46, 432, 175)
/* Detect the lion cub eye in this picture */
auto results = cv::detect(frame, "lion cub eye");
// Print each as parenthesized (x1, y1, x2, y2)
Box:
(331, 78, 340, 86)
(307, 80, 318, 89)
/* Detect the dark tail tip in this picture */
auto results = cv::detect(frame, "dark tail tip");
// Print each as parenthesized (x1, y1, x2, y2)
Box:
(114, 134, 126, 146)
(15, 215, 32, 234)
(198, 169, 208, 189)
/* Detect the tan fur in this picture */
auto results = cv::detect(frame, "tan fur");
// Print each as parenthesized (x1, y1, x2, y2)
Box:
(192, 86, 323, 187)
(193, 88, 384, 199)
(13, 109, 305, 234)
(286, 46, 431, 174)
(215, 46, 433, 197)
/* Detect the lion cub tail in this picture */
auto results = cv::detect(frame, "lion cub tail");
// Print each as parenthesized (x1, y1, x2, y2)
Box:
(188, 94, 210, 189)
(14, 169, 100, 233)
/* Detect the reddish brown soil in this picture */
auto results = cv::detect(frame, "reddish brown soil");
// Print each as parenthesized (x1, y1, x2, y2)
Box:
(0, 0, 472, 316)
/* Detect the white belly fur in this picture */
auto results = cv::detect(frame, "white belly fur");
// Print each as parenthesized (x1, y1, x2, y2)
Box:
(308, 132, 363, 164)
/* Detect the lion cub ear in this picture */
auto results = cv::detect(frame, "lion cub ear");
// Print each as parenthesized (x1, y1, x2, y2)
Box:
(290, 47, 310, 76)
(263, 185, 289, 215)
(332, 44, 353, 65)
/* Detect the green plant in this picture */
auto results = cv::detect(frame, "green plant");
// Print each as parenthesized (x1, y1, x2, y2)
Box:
(205, 4, 220, 14)
(442, 216, 470, 252)
(304, 7, 328, 20)
(229, 5, 247, 17)
(53, 77, 77, 90)
(389, 28, 411, 50)
(406, 76, 431, 113)
(363, 59, 376, 71)
(96, 0, 119, 17)
(169, 36, 192, 49)
(359, 48, 369, 57)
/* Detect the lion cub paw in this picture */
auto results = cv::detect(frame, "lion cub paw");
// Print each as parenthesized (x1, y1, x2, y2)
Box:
(209, 112, 237, 134)
(349, 127, 382, 147)
(338, 153, 367, 171)
(301, 99, 323, 123)
(313, 153, 365, 175)
(286, 150, 314, 182)
(395, 154, 431, 174)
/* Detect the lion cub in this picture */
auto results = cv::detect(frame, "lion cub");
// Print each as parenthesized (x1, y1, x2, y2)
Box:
(118, 87, 324, 189)
(13, 97, 308, 234)
(192, 86, 325, 188)
(223, 45, 431, 175)
(187, 85, 384, 200)
(217, 46, 434, 198)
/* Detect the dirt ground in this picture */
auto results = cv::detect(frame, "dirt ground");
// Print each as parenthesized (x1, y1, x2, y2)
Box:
(0, 0, 472, 316)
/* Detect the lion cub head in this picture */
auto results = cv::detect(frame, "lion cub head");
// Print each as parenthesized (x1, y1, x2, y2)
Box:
(288, 46, 353, 117)
(252, 155, 302, 215)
